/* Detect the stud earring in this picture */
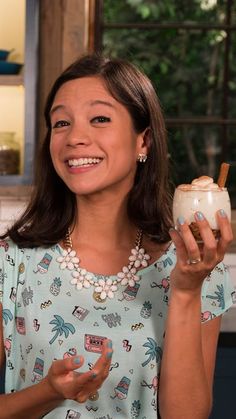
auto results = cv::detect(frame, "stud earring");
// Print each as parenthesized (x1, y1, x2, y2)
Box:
(137, 153, 147, 163)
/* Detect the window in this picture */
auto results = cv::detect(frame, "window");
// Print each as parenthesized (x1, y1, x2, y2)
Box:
(94, 0, 236, 211)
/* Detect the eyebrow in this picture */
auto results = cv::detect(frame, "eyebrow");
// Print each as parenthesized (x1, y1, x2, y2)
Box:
(50, 104, 66, 116)
(89, 99, 115, 108)
(50, 99, 115, 117)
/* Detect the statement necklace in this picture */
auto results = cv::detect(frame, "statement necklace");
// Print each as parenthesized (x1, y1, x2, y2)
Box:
(56, 229, 151, 302)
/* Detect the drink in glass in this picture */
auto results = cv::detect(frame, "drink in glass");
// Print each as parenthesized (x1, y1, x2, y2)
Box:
(173, 176, 231, 242)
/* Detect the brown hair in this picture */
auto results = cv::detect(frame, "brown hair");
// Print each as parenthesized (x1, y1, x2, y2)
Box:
(2, 54, 173, 247)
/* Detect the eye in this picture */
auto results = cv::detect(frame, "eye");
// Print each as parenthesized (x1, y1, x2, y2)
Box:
(91, 116, 111, 124)
(52, 120, 70, 129)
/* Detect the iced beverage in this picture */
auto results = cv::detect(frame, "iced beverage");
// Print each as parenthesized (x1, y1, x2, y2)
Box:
(173, 176, 231, 241)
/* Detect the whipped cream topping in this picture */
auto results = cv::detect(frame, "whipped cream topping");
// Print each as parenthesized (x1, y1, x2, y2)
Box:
(178, 176, 220, 191)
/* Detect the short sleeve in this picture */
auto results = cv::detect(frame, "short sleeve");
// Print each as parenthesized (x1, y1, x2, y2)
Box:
(0, 239, 18, 308)
(201, 262, 235, 322)
(0, 240, 8, 305)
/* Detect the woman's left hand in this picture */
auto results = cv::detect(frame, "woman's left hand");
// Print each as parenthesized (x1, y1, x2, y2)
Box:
(169, 209, 233, 293)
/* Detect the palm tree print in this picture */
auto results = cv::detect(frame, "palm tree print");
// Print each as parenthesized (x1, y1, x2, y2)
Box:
(2, 309, 13, 325)
(206, 284, 225, 310)
(49, 314, 75, 345)
(142, 337, 162, 367)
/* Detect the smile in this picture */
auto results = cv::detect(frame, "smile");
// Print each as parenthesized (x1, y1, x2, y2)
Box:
(68, 157, 102, 168)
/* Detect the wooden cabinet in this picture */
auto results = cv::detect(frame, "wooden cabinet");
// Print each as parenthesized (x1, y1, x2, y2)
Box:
(0, 0, 94, 190)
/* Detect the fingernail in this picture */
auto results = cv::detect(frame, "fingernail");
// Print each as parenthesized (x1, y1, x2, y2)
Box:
(106, 340, 113, 349)
(106, 351, 113, 359)
(219, 209, 226, 218)
(177, 216, 185, 225)
(196, 211, 204, 221)
(169, 227, 175, 233)
(74, 356, 81, 365)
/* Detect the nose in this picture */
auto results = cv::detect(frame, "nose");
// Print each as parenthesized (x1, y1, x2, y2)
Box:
(67, 124, 91, 147)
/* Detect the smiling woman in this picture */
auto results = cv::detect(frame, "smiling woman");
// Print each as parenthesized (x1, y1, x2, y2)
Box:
(0, 53, 234, 419)
(49, 76, 147, 198)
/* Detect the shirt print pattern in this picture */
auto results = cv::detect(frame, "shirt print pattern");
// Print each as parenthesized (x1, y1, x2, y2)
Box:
(0, 240, 235, 418)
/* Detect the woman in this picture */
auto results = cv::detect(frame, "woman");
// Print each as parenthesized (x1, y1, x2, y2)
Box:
(0, 54, 234, 418)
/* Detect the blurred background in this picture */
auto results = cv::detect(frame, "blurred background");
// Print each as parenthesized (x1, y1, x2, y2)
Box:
(98, 0, 236, 209)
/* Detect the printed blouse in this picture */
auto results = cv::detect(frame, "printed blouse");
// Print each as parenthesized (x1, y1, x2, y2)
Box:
(0, 239, 234, 419)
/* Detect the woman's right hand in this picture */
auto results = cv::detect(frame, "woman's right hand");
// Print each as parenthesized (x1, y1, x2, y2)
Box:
(169, 210, 233, 294)
(46, 339, 113, 403)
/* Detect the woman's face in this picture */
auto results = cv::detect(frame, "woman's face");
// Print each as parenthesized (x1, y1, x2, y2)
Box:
(49, 76, 148, 198)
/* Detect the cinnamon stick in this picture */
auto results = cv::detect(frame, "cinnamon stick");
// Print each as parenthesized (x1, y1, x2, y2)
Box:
(217, 162, 230, 187)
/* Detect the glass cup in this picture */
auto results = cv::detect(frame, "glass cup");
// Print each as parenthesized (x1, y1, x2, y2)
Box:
(173, 186, 231, 242)
(0, 131, 20, 175)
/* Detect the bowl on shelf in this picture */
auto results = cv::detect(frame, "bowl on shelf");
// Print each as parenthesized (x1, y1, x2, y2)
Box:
(0, 49, 12, 61)
(0, 61, 23, 75)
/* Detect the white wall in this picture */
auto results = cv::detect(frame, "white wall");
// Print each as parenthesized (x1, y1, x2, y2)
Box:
(0, 196, 27, 234)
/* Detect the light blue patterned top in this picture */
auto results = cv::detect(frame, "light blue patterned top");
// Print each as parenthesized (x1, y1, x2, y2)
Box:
(0, 239, 234, 419)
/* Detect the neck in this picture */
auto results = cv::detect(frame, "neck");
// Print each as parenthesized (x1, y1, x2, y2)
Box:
(71, 194, 136, 249)
(58, 214, 150, 301)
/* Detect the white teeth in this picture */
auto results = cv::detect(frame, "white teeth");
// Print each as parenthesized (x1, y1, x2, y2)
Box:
(68, 158, 101, 167)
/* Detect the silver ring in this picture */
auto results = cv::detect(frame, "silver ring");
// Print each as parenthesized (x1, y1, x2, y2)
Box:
(187, 258, 201, 265)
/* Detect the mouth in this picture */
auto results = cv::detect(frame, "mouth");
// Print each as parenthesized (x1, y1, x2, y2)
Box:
(67, 157, 103, 168)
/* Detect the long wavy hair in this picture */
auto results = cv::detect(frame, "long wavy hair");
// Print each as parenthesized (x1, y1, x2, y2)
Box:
(2, 54, 173, 247)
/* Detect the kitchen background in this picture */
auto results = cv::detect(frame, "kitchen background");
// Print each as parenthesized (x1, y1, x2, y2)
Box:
(0, 1, 236, 417)
(0, 0, 25, 176)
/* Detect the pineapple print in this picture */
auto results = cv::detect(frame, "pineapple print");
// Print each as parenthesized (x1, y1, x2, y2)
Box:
(50, 277, 62, 296)
(131, 400, 141, 417)
(140, 301, 152, 319)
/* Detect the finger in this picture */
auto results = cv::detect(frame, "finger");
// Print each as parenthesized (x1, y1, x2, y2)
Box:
(193, 212, 217, 265)
(76, 393, 88, 403)
(72, 340, 113, 391)
(169, 226, 188, 264)
(74, 368, 98, 387)
(216, 209, 233, 260)
(102, 338, 113, 355)
(72, 365, 108, 402)
(76, 388, 100, 404)
(174, 218, 200, 263)
(92, 339, 113, 378)
(50, 356, 84, 376)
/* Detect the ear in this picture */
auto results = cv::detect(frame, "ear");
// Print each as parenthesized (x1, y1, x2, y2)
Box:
(137, 127, 151, 156)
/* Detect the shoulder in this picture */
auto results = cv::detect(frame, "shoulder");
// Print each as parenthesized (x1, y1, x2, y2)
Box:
(0, 238, 31, 259)
(143, 235, 174, 265)
(0, 239, 56, 269)
(139, 240, 175, 284)
(201, 262, 235, 319)
(0, 238, 19, 260)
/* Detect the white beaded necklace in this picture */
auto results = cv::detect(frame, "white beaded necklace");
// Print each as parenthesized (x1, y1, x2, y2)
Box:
(56, 229, 151, 302)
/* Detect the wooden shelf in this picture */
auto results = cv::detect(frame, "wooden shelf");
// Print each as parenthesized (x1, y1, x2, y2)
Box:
(0, 74, 24, 86)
